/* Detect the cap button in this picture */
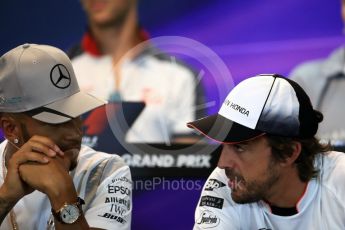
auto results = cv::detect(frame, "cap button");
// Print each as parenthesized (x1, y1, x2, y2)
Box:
(22, 44, 30, 49)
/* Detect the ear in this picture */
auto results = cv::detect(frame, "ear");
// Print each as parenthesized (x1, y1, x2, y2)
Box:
(0, 114, 22, 141)
(280, 141, 302, 167)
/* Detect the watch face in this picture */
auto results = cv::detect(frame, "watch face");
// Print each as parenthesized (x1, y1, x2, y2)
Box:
(60, 204, 80, 224)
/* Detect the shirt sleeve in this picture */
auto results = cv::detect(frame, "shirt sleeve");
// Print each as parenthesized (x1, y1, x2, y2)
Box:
(194, 167, 241, 230)
(84, 164, 132, 230)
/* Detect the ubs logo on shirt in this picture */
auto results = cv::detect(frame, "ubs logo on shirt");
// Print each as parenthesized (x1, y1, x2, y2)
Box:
(197, 210, 220, 228)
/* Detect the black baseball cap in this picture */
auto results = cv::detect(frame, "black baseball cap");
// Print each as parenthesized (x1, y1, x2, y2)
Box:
(187, 74, 323, 144)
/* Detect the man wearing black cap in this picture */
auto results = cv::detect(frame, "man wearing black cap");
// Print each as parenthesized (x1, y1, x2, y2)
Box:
(188, 74, 345, 229)
(0, 44, 132, 229)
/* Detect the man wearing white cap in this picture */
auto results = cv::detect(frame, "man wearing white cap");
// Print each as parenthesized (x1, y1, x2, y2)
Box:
(188, 74, 345, 229)
(0, 44, 132, 229)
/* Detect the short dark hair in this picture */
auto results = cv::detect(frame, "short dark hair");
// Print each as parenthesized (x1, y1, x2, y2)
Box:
(266, 135, 331, 182)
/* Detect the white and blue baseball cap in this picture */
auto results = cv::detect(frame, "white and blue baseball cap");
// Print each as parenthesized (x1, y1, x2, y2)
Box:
(187, 74, 323, 143)
(0, 43, 106, 124)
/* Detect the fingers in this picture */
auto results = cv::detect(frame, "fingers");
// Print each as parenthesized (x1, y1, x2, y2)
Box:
(9, 150, 51, 168)
(13, 151, 50, 165)
(7, 135, 65, 171)
(3, 135, 65, 202)
(20, 135, 64, 157)
(29, 140, 62, 158)
(17, 156, 73, 198)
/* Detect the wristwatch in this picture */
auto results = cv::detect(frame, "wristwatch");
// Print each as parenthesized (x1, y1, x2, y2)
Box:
(52, 197, 85, 224)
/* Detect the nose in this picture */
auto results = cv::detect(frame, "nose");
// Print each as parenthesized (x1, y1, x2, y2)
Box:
(217, 145, 236, 169)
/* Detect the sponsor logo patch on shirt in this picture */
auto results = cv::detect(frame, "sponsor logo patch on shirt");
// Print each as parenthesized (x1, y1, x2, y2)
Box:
(199, 196, 224, 209)
(196, 210, 220, 228)
(204, 179, 226, 191)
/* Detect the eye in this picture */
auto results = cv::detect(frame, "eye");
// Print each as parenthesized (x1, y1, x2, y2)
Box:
(234, 144, 245, 153)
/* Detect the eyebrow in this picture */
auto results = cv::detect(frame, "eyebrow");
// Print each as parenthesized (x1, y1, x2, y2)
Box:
(234, 142, 249, 146)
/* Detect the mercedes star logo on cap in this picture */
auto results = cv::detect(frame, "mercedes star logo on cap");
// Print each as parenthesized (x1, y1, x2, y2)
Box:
(50, 64, 71, 89)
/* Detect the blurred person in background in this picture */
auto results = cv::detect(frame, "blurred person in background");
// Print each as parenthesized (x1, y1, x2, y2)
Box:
(68, 0, 206, 144)
(289, 0, 345, 144)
